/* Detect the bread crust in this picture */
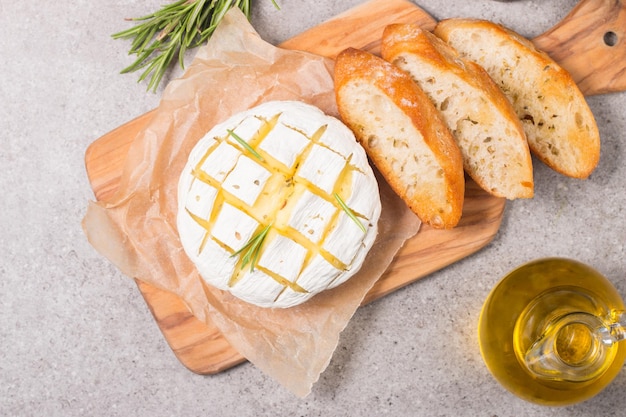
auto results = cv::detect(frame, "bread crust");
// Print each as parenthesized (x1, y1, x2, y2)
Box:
(334, 47, 464, 229)
(435, 19, 600, 179)
(382, 23, 534, 199)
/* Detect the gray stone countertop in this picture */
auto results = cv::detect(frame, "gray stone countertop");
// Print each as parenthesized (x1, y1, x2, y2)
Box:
(2, 0, 625, 415)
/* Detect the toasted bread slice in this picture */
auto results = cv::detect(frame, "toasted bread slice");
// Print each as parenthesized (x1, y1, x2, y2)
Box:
(381, 23, 533, 199)
(435, 19, 600, 179)
(334, 47, 464, 229)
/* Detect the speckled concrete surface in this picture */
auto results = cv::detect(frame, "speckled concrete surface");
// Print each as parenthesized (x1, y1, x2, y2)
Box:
(2, 0, 625, 416)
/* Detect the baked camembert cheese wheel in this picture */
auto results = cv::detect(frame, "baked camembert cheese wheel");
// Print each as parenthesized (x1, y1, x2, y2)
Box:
(177, 101, 381, 308)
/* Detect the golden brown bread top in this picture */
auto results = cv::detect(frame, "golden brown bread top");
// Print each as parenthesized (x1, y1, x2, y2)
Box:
(334, 47, 465, 229)
(382, 23, 519, 127)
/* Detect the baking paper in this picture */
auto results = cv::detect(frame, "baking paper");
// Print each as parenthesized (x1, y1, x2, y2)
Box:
(83, 8, 421, 397)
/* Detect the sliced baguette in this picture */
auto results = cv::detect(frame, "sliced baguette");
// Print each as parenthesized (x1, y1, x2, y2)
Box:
(434, 19, 600, 179)
(334, 47, 465, 229)
(381, 23, 533, 199)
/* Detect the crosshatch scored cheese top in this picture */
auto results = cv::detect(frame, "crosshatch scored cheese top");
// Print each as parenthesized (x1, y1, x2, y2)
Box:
(177, 101, 382, 308)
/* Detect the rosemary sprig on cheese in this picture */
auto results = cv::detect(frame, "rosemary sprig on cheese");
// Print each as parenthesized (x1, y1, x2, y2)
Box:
(112, 0, 280, 92)
(334, 193, 366, 233)
(227, 129, 264, 161)
(231, 223, 272, 271)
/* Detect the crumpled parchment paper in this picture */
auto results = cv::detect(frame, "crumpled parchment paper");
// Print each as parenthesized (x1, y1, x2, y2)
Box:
(83, 8, 421, 397)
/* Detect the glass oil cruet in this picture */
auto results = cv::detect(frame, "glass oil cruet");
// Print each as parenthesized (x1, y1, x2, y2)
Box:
(478, 258, 626, 406)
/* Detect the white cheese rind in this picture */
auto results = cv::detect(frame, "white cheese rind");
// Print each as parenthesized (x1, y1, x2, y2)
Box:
(257, 234, 308, 283)
(222, 155, 271, 206)
(211, 203, 259, 252)
(318, 117, 369, 168)
(296, 144, 346, 194)
(259, 122, 310, 169)
(287, 189, 337, 244)
(177, 211, 207, 254)
(346, 170, 380, 220)
(231, 116, 264, 143)
(184, 179, 218, 220)
(297, 254, 342, 293)
(193, 237, 238, 290)
(230, 269, 285, 307)
(323, 211, 369, 266)
(200, 141, 241, 182)
(177, 100, 382, 308)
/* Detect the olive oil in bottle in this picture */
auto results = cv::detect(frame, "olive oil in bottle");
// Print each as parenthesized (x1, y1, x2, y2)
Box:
(478, 258, 626, 406)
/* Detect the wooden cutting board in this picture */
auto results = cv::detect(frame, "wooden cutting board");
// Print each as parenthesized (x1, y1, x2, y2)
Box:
(85, 0, 626, 374)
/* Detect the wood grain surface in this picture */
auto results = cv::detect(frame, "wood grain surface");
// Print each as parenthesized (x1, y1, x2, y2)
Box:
(84, 0, 625, 375)
(532, 0, 626, 96)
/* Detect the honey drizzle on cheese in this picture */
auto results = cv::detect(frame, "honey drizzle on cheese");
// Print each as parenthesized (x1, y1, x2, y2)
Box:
(185, 111, 372, 299)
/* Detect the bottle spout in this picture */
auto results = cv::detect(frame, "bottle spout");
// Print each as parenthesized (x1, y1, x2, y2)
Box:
(523, 311, 626, 383)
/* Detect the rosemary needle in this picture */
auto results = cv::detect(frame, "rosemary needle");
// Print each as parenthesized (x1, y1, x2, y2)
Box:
(112, 0, 281, 92)
(227, 129, 264, 161)
(334, 193, 367, 233)
(231, 223, 272, 272)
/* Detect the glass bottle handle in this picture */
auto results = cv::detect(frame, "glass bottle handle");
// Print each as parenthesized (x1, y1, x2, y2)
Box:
(604, 310, 626, 343)
(523, 311, 626, 382)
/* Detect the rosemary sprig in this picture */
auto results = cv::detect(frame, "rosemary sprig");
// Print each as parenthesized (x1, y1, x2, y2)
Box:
(112, 0, 280, 92)
(231, 223, 272, 271)
(227, 129, 264, 161)
(334, 193, 367, 233)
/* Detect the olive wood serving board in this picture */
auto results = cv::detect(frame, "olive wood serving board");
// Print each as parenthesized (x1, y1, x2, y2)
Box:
(85, 0, 626, 375)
